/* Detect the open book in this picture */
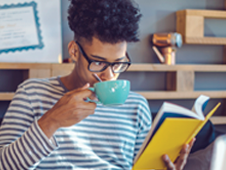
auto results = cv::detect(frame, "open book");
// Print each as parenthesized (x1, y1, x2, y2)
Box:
(132, 95, 221, 170)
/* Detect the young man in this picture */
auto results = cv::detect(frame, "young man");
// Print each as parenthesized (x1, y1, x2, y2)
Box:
(0, 0, 194, 169)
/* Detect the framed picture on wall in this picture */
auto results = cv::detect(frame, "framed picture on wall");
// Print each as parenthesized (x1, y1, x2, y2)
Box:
(0, 0, 62, 63)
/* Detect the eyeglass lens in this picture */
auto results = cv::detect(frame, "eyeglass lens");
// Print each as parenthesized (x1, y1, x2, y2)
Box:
(89, 62, 129, 73)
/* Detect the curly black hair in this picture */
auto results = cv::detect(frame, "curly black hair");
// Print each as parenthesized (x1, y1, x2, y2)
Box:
(68, 0, 142, 43)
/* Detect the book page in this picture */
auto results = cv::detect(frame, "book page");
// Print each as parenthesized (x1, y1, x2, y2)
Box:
(191, 95, 209, 119)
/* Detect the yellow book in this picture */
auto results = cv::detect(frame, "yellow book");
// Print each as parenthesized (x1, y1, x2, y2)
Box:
(132, 95, 221, 170)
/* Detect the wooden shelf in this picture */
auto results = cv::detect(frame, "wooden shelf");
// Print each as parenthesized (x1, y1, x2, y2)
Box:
(0, 62, 225, 124)
(210, 116, 226, 125)
(185, 37, 226, 45)
(3, 91, 226, 101)
(178, 9, 226, 18)
(1, 63, 226, 72)
(0, 63, 51, 69)
(2, 91, 226, 100)
(137, 91, 226, 100)
(0, 93, 15, 101)
(177, 9, 226, 45)
(1, 92, 224, 125)
(128, 64, 226, 72)
(0, 63, 226, 99)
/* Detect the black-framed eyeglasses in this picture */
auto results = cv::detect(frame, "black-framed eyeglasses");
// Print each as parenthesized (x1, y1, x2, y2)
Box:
(75, 41, 131, 73)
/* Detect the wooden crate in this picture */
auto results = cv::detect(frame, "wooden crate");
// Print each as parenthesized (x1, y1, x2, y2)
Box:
(177, 9, 226, 45)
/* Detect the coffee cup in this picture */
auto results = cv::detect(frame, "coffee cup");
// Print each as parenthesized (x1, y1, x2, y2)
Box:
(87, 80, 130, 106)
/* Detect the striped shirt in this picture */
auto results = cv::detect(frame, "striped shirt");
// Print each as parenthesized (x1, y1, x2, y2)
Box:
(0, 77, 152, 170)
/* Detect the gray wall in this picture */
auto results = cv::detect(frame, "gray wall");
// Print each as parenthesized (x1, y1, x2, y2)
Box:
(1, 0, 226, 125)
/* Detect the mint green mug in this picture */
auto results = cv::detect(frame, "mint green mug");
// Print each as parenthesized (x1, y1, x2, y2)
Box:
(88, 80, 130, 106)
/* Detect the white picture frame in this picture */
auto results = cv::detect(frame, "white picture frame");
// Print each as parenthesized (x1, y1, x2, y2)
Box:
(0, 0, 62, 63)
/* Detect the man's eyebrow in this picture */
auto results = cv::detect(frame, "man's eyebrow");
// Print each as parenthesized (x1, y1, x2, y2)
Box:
(90, 55, 107, 61)
(115, 56, 126, 61)
(90, 55, 126, 61)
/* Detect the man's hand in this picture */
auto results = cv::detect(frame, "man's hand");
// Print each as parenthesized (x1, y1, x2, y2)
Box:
(162, 138, 196, 170)
(38, 83, 97, 138)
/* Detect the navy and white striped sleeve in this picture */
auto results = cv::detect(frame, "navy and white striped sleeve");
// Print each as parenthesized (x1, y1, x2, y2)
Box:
(133, 97, 152, 159)
(0, 85, 58, 170)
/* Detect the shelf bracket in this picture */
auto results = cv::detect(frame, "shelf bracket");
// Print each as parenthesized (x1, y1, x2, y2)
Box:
(167, 71, 194, 92)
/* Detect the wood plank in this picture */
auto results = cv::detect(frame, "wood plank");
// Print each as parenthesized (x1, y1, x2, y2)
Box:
(0, 63, 51, 69)
(186, 37, 226, 45)
(51, 63, 74, 71)
(166, 72, 176, 91)
(51, 63, 74, 77)
(183, 64, 226, 72)
(1, 63, 226, 72)
(210, 116, 226, 125)
(1, 93, 225, 125)
(51, 69, 72, 77)
(135, 91, 226, 100)
(29, 69, 51, 79)
(176, 71, 194, 91)
(177, 9, 226, 45)
(186, 15, 204, 38)
(0, 93, 15, 101)
(128, 64, 226, 72)
(2, 91, 226, 101)
(184, 9, 226, 19)
(224, 46, 226, 64)
(128, 64, 172, 71)
(176, 11, 186, 42)
(1, 92, 225, 124)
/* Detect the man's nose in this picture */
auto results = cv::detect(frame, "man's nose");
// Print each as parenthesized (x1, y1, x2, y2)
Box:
(100, 66, 115, 81)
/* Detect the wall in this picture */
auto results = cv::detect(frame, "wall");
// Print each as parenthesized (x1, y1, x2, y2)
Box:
(1, 0, 226, 132)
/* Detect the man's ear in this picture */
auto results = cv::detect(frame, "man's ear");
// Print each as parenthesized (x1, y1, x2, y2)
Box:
(68, 40, 79, 62)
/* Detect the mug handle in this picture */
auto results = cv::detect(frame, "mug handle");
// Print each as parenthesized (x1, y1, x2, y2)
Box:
(87, 87, 101, 104)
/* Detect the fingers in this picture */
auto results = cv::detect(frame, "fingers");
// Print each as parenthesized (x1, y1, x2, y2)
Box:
(174, 145, 189, 169)
(73, 108, 96, 118)
(162, 154, 175, 170)
(76, 89, 96, 101)
(73, 100, 97, 110)
(62, 83, 98, 108)
(188, 138, 196, 152)
(180, 138, 196, 156)
(67, 83, 96, 100)
(88, 92, 98, 101)
(162, 138, 196, 170)
(175, 138, 196, 170)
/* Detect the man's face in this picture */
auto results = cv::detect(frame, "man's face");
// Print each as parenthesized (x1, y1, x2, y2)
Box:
(73, 37, 128, 87)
